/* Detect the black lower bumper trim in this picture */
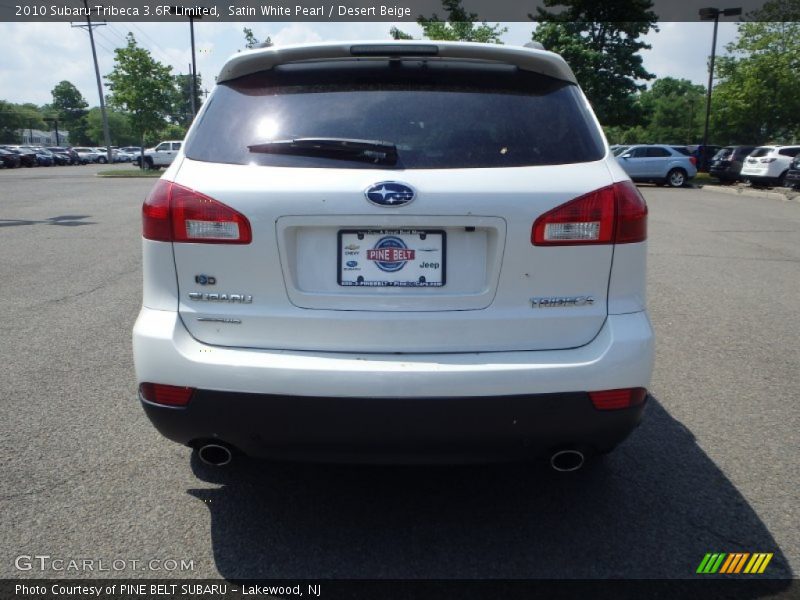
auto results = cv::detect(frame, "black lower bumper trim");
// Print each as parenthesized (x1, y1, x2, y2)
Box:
(140, 390, 646, 463)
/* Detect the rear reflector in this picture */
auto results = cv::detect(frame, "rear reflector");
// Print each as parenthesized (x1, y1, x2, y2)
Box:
(589, 388, 647, 410)
(532, 181, 647, 246)
(139, 383, 194, 407)
(142, 180, 252, 244)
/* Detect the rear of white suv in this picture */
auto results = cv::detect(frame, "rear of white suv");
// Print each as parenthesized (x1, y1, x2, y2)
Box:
(740, 145, 800, 187)
(133, 41, 654, 468)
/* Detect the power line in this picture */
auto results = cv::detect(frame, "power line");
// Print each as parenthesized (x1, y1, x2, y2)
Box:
(105, 23, 130, 43)
(71, 0, 112, 159)
(129, 23, 176, 65)
(94, 29, 121, 52)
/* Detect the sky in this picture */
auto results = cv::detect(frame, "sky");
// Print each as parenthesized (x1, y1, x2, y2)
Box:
(0, 21, 739, 106)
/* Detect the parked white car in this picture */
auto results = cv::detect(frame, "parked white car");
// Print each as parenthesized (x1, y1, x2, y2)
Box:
(133, 41, 654, 470)
(134, 140, 183, 169)
(71, 147, 100, 164)
(119, 146, 142, 162)
(93, 147, 119, 164)
(740, 145, 800, 187)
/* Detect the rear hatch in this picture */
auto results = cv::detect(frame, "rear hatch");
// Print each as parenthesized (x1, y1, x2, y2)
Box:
(710, 147, 734, 168)
(170, 56, 617, 353)
(742, 147, 774, 172)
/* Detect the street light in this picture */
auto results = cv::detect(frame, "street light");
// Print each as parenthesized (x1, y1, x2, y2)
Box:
(172, 6, 203, 118)
(699, 6, 742, 170)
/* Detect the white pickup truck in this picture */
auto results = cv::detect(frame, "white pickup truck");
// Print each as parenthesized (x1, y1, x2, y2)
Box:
(133, 140, 183, 169)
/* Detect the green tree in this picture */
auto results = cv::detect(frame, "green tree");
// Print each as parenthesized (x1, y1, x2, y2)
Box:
(171, 73, 203, 128)
(243, 27, 272, 49)
(86, 107, 136, 146)
(530, 0, 658, 127)
(0, 101, 47, 142)
(158, 122, 188, 143)
(710, 1, 800, 144)
(50, 81, 89, 145)
(639, 78, 705, 144)
(391, 0, 507, 43)
(105, 33, 175, 154)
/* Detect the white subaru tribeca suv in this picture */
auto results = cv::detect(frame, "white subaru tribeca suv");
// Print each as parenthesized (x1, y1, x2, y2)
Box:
(133, 41, 654, 470)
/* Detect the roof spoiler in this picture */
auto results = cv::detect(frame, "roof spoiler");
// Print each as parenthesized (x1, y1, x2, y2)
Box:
(217, 40, 576, 84)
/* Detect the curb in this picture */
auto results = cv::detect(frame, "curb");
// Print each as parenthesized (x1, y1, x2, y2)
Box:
(694, 184, 800, 203)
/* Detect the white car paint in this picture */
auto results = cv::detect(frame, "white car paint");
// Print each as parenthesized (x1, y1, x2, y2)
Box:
(132, 41, 654, 462)
(740, 146, 800, 185)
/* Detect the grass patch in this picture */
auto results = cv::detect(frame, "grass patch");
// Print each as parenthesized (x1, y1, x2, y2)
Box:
(693, 173, 713, 186)
(97, 169, 161, 178)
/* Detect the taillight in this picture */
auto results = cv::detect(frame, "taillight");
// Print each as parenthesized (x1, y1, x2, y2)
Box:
(689, 156, 698, 166)
(589, 388, 647, 410)
(531, 181, 647, 246)
(139, 383, 194, 406)
(142, 180, 252, 244)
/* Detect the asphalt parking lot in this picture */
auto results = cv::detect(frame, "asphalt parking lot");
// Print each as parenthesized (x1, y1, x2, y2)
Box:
(0, 164, 798, 583)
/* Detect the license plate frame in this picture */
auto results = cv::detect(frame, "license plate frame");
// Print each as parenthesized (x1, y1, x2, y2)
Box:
(337, 229, 446, 288)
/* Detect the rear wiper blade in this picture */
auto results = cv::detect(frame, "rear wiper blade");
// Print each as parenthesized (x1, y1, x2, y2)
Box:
(248, 137, 398, 165)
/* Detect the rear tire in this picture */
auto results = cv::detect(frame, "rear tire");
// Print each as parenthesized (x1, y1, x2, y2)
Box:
(97, 156, 107, 164)
(666, 168, 687, 188)
(776, 171, 788, 188)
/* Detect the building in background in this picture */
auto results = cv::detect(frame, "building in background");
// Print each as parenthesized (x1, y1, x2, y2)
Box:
(18, 129, 70, 145)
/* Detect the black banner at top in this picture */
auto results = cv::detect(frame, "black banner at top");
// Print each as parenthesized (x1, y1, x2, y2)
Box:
(2, 0, 797, 22)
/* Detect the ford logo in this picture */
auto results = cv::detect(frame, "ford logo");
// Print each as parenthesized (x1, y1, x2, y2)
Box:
(365, 182, 415, 207)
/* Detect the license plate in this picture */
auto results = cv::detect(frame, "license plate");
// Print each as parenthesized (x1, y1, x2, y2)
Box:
(338, 229, 446, 287)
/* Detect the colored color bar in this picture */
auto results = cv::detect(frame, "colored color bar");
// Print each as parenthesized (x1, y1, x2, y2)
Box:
(758, 554, 773, 574)
(750, 554, 767, 573)
(710, 553, 726, 573)
(720, 554, 736, 574)
(744, 554, 760, 573)
(733, 553, 750, 574)
(697, 553, 713, 574)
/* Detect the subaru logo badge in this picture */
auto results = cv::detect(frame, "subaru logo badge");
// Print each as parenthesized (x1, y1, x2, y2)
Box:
(365, 182, 415, 207)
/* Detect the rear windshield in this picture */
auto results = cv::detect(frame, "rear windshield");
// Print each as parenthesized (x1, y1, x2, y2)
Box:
(750, 147, 773, 157)
(186, 60, 605, 169)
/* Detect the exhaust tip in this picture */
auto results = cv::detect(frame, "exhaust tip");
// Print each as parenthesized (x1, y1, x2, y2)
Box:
(550, 449, 585, 472)
(197, 443, 233, 467)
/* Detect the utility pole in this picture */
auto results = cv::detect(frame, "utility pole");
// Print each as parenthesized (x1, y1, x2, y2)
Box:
(72, 0, 112, 165)
(189, 15, 198, 117)
(188, 63, 195, 118)
(173, 6, 202, 118)
(699, 6, 742, 171)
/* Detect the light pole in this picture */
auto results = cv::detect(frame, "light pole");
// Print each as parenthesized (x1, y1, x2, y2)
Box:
(172, 7, 202, 118)
(699, 6, 742, 170)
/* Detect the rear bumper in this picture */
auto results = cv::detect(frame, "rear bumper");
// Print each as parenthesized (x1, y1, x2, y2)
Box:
(141, 390, 647, 463)
(740, 168, 776, 180)
(133, 309, 654, 461)
(709, 164, 739, 178)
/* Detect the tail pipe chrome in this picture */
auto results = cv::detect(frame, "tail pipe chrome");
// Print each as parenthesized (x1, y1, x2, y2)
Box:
(197, 443, 233, 467)
(550, 449, 585, 472)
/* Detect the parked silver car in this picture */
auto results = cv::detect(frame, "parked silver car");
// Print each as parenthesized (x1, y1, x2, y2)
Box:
(616, 144, 698, 187)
